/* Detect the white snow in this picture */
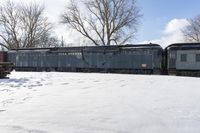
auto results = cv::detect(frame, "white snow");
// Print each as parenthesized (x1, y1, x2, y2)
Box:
(0, 71, 200, 133)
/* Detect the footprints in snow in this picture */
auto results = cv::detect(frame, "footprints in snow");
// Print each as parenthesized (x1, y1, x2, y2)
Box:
(0, 110, 6, 112)
(2, 99, 14, 106)
(22, 97, 32, 101)
(61, 83, 69, 85)
(0, 125, 47, 133)
(0, 75, 129, 108)
(0, 78, 44, 90)
(0, 78, 45, 107)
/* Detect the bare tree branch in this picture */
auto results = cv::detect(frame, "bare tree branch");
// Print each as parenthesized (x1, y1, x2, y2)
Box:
(0, 0, 56, 49)
(182, 15, 200, 42)
(61, 0, 142, 46)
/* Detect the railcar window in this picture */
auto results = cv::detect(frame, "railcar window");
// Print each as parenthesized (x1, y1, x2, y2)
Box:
(58, 53, 66, 56)
(196, 54, 200, 62)
(67, 52, 82, 56)
(180, 54, 187, 62)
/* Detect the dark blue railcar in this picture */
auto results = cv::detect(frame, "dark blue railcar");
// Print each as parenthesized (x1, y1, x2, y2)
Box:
(8, 44, 163, 74)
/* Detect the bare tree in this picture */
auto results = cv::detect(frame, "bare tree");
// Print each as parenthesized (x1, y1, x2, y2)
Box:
(0, 1, 20, 49)
(182, 15, 200, 42)
(39, 32, 60, 48)
(61, 0, 142, 46)
(0, 0, 53, 49)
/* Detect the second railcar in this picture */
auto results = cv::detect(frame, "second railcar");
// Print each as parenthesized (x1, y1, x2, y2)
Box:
(166, 43, 200, 76)
(8, 44, 163, 74)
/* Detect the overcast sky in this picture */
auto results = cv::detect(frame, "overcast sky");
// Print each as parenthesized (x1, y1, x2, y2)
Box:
(1, 0, 200, 47)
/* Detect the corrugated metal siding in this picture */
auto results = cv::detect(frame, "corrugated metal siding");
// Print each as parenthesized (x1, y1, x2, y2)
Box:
(7, 46, 163, 71)
(109, 54, 153, 69)
(46, 53, 58, 68)
(7, 52, 16, 63)
(37, 53, 46, 68)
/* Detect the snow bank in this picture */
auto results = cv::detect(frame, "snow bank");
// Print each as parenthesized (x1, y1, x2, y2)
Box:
(0, 72, 200, 133)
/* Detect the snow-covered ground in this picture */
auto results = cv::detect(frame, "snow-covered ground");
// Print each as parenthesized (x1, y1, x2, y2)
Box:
(0, 71, 200, 133)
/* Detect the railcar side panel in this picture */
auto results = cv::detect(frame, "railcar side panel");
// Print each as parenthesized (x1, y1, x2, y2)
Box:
(7, 44, 163, 74)
(176, 50, 200, 70)
(166, 43, 200, 76)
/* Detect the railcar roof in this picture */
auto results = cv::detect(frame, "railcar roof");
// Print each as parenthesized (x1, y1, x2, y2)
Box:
(166, 43, 200, 50)
(9, 44, 162, 52)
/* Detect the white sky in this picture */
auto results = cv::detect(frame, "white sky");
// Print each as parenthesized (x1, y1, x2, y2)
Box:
(0, 0, 191, 47)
